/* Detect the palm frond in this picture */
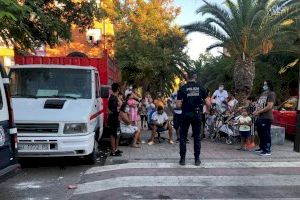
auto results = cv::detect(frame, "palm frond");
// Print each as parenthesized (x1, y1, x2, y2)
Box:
(206, 41, 225, 52)
(196, 0, 242, 53)
(183, 22, 229, 42)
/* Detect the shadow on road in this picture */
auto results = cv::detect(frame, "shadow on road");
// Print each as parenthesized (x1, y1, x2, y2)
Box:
(18, 141, 111, 169)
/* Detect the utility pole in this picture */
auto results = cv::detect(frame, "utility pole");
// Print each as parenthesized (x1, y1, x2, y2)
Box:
(294, 65, 300, 152)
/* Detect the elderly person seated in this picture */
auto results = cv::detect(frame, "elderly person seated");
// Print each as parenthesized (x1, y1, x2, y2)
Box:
(147, 106, 174, 145)
(119, 102, 141, 148)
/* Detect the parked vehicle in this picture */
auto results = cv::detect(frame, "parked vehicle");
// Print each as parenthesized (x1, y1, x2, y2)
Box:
(10, 53, 120, 164)
(0, 64, 18, 177)
(273, 96, 298, 135)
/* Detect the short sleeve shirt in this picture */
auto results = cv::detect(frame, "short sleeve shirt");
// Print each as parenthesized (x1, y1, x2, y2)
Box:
(238, 116, 252, 131)
(108, 94, 118, 115)
(213, 90, 228, 105)
(151, 112, 168, 124)
(177, 81, 207, 113)
(108, 94, 119, 127)
(170, 92, 182, 114)
(257, 91, 276, 120)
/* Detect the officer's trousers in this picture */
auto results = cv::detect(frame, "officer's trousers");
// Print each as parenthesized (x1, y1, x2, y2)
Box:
(180, 112, 202, 159)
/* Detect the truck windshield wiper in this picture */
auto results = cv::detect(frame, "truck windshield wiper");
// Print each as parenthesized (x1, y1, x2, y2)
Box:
(12, 94, 38, 99)
(44, 95, 78, 100)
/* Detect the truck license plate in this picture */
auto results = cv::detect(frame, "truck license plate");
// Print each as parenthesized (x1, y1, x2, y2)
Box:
(18, 144, 49, 151)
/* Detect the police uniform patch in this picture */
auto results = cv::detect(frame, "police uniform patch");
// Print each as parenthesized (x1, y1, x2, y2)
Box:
(0, 126, 5, 147)
(187, 87, 200, 97)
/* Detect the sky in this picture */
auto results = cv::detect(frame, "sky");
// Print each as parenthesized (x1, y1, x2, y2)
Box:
(173, 0, 222, 60)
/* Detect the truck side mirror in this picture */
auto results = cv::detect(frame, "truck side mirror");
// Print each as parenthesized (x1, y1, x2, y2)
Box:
(100, 86, 110, 98)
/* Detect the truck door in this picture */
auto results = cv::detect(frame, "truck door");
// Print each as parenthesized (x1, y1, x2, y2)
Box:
(95, 72, 104, 138)
(0, 74, 14, 170)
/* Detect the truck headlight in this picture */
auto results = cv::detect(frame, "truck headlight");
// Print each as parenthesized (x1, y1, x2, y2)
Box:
(63, 123, 87, 134)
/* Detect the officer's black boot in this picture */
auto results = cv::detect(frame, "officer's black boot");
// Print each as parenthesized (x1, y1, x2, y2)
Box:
(195, 158, 201, 166)
(179, 157, 185, 166)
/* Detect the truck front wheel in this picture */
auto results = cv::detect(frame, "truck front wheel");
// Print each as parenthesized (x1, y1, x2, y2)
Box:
(85, 140, 98, 165)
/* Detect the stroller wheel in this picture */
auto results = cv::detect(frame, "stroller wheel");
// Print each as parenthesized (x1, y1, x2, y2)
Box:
(226, 137, 233, 145)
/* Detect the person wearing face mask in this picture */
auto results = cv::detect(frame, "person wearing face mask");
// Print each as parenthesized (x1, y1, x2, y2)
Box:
(147, 106, 174, 145)
(212, 84, 229, 106)
(119, 102, 141, 148)
(253, 80, 276, 156)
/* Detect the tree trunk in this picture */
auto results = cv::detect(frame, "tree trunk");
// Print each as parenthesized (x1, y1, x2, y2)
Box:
(233, 56, 255, 106)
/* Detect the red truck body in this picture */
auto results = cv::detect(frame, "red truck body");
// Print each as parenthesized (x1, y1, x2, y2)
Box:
(14, 51, 121, 127)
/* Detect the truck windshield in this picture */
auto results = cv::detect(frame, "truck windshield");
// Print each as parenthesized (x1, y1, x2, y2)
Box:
(10, 68, 92, 99)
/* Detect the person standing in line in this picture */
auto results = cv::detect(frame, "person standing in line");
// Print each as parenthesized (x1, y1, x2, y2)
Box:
(139, 98, 148, 129)
(176, 72, 210, 166)
(237, 108, 252, 150)
(245, 96, 257, 149)
(253, 80, 276, 156)
(145, 93, 156, 127)
(227, 93, 239, 112)
(212, 83, 228, 106)
(108, 83, 122, 156)
(126, 93, 139, 126)
(169, 82, 186, 143)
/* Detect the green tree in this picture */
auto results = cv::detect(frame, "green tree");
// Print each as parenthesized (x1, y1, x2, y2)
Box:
(0, 0, 104, 51)
(114, 0, 191, 96)
(184, 0, 300, 105)
(193, 54, 234, 93)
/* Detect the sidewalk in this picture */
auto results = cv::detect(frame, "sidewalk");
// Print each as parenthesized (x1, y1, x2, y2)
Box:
(107, 130, 300, 165)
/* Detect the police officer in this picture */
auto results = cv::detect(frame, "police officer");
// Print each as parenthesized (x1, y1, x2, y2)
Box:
(176, 72, 210, 166)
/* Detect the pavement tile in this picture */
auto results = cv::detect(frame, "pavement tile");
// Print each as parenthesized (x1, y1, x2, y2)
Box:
(109, 130, 300, 163)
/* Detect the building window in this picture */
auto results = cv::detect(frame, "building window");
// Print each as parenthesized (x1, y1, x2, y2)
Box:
(86, 29, 101, 46)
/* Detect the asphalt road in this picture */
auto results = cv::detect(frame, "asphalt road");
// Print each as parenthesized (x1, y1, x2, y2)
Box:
(0, 147, 109, 200)
(1, 137, 300, 200)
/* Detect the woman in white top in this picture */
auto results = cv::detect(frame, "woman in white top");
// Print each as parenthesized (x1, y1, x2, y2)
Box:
(119, 103, 141, 148)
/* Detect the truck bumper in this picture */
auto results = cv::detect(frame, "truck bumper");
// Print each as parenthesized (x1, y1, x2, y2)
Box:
(17, 133, 95, 157)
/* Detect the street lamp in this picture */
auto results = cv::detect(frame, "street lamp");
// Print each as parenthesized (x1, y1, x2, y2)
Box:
(294, 65, 300, 152)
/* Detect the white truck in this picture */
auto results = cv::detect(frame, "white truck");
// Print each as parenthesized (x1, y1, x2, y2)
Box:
(0, 65, 18, 176)
(9, 64, 108, 164)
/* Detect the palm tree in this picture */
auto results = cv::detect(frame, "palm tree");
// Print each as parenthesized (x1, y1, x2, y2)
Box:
(184, 0, 300, 104)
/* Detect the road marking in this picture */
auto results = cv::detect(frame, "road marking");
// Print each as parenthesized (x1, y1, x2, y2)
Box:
(151, 199, 300, 200)
(74, 174, 300, 195)
(86, 161, 300, 174)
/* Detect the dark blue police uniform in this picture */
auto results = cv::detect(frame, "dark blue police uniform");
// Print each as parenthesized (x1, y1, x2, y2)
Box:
(177, 81, 207, 161)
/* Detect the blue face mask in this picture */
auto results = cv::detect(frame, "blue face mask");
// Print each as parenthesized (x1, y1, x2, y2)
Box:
(263, 85, 269, 91)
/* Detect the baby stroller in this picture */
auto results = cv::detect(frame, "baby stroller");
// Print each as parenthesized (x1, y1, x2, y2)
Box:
(207, 103, 240, 144)
(216, 113, 240, 144)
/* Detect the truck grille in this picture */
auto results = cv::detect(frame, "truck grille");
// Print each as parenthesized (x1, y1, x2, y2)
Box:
(16, 123, 59, 133)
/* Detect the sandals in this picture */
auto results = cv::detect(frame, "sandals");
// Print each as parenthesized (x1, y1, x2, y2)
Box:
(132, 144, 141, 148)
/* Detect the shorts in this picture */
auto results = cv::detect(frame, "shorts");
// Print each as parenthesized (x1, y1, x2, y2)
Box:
(108, 114, 120, 137)
(240, 130, 251, 138)
(140, 115, 147, 122)
(120, 124, 138, 138)
(173, 113, 182, 130)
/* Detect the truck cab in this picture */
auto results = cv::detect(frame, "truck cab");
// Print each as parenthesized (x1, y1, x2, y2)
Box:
(0, 65, 18, 176)
(9, 64, 105, 164)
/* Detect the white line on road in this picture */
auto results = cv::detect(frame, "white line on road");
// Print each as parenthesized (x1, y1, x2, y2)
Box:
(85, 161, 300, 174)
(74, 175, 300, 195)
(151, 199, 300, 200)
